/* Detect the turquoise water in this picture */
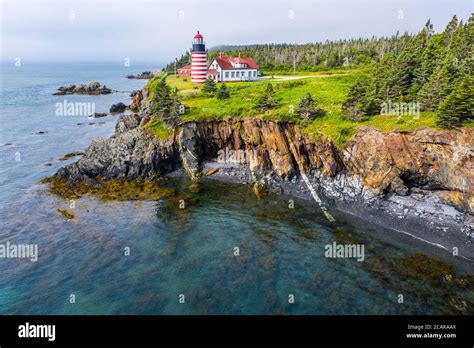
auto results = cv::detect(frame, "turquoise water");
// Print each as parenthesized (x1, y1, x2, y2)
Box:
(0, 63, 473, 315)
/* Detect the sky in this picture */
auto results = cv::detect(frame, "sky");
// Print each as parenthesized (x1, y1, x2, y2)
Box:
(1, 0, 472, 66)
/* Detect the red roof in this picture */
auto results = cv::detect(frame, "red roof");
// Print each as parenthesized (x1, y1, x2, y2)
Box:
(194, 31, 203, 39)
(179, 64, 191, 70)
(207, 69, 218, 75)
(214, 56, 258, 70)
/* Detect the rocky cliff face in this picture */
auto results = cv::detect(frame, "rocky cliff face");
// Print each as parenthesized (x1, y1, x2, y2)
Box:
(176, 119, 343, 180)
(54, 114, 473, 215)
(343, 127, 473, 213)
(56, 114, 178, 185)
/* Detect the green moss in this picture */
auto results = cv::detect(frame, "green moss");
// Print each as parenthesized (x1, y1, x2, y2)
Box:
(41, 176, 173, 201)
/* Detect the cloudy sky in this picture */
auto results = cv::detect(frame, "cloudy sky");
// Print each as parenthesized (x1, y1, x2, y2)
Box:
(1, 0, 472, 66)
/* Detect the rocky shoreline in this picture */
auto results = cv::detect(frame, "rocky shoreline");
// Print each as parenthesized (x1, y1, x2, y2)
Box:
(53, 81, 112, 95)
(46, 93, 474, 260)
(126, 71, 157, 80)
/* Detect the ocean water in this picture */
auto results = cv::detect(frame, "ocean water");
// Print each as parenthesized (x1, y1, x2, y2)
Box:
(0, 63, 473, 315)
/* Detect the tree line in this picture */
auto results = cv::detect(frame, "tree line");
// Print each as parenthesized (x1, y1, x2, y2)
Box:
(166, 35, 406, 73)
(164, 15, 473, 129)
(342, 15, 473, 128)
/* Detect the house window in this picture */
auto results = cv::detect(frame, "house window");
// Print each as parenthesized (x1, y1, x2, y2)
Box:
(231, 72, 235, 78)
(225, 72, 229, 78)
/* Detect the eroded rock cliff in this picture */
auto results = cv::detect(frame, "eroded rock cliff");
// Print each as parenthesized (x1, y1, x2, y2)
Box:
(53, 114, 473, 215)
(343, 127, 473, 213)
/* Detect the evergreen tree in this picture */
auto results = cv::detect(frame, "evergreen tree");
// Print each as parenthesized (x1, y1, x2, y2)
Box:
(436, 77, 473, 128)
(419, 68, 450, 111)
(151, 78, 173, 117)
(296, 93, 325, 124)
(150, 78, 182, 126)
(202, 78, 217, 94)
(216, 83, 230, 99)
(255, 83, 278, 110)
(344, 14, 473, 117)
(166, 88, 183, 127)
(165, 51, 191, 73)
(342, 82, 366, 121)
(167, 33, 411, 73)
(342, 79, 378, 121)
(437, 94, 462, 129)
(443, 15, 458, 46)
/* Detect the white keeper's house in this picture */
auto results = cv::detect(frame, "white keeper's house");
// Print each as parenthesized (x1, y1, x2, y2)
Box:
(208, 54, 259, 82)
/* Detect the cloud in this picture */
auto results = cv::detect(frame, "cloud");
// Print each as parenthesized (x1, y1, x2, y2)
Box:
(1, 0, 472, 64)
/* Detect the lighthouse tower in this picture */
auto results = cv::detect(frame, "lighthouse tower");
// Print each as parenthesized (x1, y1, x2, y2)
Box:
(191, 31, 207, 84)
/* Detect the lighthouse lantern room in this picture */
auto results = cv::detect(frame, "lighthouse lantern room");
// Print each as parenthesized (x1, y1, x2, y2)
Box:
(191, 31, 207, 84)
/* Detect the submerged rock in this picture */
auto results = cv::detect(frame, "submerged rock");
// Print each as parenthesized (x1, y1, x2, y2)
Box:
(43, 176, 173, 201)
(89, 112, 108, 118)
(57, 208, 75, 220)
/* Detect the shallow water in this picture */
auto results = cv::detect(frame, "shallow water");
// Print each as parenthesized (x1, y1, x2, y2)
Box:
(0, 63, 473, 315)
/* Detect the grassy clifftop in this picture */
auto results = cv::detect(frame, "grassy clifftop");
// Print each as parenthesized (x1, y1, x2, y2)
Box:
(144, 69, 472, 147)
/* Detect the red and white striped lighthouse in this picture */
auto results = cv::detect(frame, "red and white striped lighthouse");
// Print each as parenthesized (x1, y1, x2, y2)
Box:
(191, 31, 207, 84)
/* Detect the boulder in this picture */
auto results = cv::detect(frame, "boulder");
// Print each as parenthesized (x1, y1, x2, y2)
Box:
(109, 102, 127, 114)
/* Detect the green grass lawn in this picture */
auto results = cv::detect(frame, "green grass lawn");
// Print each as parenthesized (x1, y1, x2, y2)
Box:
(144, 70, 472, 147)
(143, 118, 171, 140)
(174, 72, 358, 122)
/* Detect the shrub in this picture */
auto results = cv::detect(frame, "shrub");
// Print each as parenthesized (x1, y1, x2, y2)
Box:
(202, 78, 217, 94)
(255, 83, 279, 110)
(216, 83, 230, 99)
(296, 93, 325, 124)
